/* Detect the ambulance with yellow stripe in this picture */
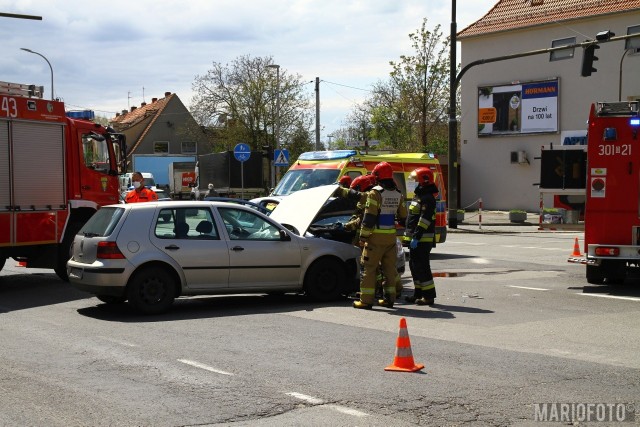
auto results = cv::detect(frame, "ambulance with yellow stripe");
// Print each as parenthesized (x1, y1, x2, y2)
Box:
(261, 150, 448, 243)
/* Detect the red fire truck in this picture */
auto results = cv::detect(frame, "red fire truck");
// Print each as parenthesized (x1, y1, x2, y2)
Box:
(0, 81, 126, 280)
(584, 101, 640, 284)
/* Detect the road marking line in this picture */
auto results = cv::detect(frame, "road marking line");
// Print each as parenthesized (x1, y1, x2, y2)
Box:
(326, 404, 368, 417)
(286, 392, 324, 405)
(580, 294, 640, 302)
(98, 336, 137, 347)
(177, 359, 234, 376)
(286, 393, 370, 417)
(508, 285, 549, 291)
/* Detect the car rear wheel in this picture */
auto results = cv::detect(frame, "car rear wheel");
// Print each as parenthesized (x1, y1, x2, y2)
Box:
(304, 258, 346, 301)
(127, 266, 176, 314)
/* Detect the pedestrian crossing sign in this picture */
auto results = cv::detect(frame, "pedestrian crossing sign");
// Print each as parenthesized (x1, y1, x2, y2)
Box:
(274, 149, 289, 166)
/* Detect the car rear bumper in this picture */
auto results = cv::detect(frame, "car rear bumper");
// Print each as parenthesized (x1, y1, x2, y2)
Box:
(67, 260, 128, 296)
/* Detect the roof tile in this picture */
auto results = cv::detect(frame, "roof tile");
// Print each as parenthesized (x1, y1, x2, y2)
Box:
(459, 0, 640, 38)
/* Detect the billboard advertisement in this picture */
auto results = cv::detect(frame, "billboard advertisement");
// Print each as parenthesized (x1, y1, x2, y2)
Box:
(477, 78, 559, 136)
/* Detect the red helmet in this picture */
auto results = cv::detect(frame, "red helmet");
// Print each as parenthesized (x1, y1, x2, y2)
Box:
(338, 175, 352, 187)
(350, 174, 376, 192)
(410, 167, 434, 185)
(372, 162, 393, 180)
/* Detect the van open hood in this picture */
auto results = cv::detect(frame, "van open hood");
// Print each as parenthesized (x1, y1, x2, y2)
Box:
(269, 184, 338, 235)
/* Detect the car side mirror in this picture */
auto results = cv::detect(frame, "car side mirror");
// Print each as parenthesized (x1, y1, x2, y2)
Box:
(279, 229, 291, 241)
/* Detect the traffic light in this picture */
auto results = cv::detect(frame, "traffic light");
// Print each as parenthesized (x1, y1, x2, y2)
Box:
(581, 44, 599, 77)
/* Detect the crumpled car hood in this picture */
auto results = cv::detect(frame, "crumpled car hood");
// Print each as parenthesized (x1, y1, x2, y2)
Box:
(269, 184, 338, 235)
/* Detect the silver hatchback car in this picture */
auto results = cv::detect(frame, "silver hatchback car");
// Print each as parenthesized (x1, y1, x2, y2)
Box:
(68, 187, 361, 314)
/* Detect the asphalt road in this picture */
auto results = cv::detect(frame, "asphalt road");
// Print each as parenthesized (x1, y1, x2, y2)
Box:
(0, 231, 638, 426)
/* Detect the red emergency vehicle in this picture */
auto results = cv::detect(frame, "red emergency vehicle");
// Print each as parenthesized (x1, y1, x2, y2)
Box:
(584, 101, 640, 284)
(0, 81, 126, 280)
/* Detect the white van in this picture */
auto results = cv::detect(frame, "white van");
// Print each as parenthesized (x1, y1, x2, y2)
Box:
(119, 172, 157, 191)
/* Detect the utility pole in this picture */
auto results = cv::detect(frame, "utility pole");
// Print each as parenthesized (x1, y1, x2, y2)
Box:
(315, 77, 320, 150)
(447, 0, 458, 228)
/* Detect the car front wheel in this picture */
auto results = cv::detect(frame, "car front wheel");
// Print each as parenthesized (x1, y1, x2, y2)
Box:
(304, 258, 346, 301)
(127, 266, 176, 314)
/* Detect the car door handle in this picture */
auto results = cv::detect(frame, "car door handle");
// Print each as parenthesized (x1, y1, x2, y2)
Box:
(231, 246, 244, 251)
(165, 245, 180, 250)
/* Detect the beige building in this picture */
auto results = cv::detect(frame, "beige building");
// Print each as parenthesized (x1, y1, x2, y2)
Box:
(458, 0, 640, 211)
(111, 92, 208, 184)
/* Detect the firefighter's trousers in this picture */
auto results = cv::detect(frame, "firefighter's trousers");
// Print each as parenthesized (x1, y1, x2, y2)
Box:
(409, 241, 436, 299)
(359, 234, 399, 304)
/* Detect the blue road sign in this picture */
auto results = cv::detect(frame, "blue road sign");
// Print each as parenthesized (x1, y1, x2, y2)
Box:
(234, 143, 251, 162)
(274, 149, 289, 166)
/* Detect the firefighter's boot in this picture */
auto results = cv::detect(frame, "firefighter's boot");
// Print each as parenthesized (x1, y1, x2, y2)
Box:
(353, 300, 373, 310)
(416, 297, 435, 306)
(405, 288, 422, 303)
(377, 298, 394, 308)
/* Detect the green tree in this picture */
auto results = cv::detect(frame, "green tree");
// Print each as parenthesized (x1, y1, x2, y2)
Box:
(338, 18, 455, 154)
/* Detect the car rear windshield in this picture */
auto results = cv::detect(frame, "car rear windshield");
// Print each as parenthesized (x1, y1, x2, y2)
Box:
(79, 207, 125, 237)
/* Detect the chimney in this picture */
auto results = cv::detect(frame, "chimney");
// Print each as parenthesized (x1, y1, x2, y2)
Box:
(130, 106, 137, 112)
(141, 102, 147, 107)
(116, 112, 120, 117)
(152, 97, 158, 103)
(164, 91, 171, 97)
(121, 110, 127, 115)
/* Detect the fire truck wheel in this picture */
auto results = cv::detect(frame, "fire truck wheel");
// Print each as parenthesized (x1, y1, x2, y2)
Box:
(126, 266, 176, 314)
(586, 265, 604, 284)
(304, 258, 346, 301)
(55, 221, 84, 282)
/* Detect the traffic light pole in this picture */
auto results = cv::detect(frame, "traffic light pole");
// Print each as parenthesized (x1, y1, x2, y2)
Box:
(447, 32, 639, 229)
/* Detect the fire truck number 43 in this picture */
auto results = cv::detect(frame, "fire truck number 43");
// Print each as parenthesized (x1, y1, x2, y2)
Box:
(597, 144, 632, 156)
(1, 96, 18, 118)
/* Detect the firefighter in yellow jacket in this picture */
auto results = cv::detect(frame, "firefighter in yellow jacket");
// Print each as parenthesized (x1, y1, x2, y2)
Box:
(353, 162, 407, 309)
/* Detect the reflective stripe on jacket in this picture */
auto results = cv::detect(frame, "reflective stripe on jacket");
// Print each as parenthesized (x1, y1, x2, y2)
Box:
(403, 183, 437, 243)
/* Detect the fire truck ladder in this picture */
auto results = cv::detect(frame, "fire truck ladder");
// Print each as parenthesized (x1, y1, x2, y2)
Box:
(0, 81, 44, 98)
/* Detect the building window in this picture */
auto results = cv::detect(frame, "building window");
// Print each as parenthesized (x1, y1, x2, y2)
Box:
(550, 37, 575, 61)
(181, 141, 197, 154)
(154, 141, 169, 153)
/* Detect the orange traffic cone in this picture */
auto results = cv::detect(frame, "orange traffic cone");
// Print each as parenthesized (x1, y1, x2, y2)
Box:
(571, 237, 582, 257)
(385, 317, 424, 372)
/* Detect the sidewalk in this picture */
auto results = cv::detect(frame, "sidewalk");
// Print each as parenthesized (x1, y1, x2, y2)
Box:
(449, 210, 584, 234)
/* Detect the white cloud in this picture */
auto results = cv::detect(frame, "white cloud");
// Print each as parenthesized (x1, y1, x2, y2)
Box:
(0, 0, 496, 138)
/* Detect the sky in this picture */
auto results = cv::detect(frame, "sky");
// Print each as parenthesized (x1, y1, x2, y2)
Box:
(1, 0, 497, 143)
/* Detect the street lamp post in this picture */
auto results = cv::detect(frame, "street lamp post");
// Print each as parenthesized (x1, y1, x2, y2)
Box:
(618, 48, 633, 101)
(267, 64, 280, 189)
(20, 48, 54, 100)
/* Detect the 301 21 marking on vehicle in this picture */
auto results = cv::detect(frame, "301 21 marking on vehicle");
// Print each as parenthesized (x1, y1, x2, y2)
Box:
(177, 359, 234, 376)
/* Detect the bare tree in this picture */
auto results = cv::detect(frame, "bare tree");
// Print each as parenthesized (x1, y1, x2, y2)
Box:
(190, 55, 312, 154)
